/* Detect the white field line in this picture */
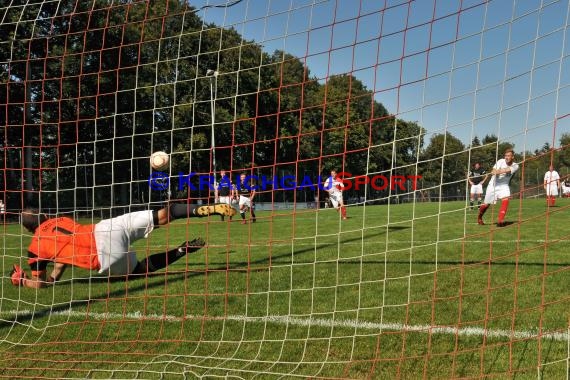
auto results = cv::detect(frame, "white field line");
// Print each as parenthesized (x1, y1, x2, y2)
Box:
(205, 239, 553, 247)
(286, 240, 549, 244)
(203, 239, 553, 248)
(1, 309, 567, 342)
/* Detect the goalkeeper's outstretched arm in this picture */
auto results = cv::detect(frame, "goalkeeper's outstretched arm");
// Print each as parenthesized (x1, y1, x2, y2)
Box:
(13, 262, 67, 289)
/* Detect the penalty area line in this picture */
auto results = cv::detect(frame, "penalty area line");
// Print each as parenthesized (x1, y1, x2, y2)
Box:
(1, 309, 567, 342)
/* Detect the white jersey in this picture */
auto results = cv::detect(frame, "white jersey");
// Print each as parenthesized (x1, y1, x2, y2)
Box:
(488, 159, 519, 188)
(544, 170, 560, 187)
(484, 159, 519, 203)
(324, 176, 344, 195)
(544, 170, 560, 196)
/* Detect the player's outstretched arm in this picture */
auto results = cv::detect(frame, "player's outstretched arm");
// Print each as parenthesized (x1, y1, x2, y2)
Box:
(23, 276, 46, 288)
(11, 263, 60, 289)
(49, 262, 67, 282)
(492, 167, 510, 175)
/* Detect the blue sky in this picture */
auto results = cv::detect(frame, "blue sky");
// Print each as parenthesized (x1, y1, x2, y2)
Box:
(191, 0, 570, 154)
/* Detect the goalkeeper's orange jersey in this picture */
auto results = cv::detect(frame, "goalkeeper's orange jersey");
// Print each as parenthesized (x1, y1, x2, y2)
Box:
(27, 217, 100, 270)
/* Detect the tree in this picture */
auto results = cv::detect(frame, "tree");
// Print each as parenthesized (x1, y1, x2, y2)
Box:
(419, 132, 467, 200)
(558, 134, 570, 168)
(0, 1, 432, 208)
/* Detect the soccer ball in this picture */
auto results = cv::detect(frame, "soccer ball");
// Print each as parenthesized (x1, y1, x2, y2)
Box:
(150, 151, 169, 171)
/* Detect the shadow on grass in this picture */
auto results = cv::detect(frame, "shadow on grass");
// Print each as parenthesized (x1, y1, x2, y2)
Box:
(248, 225, 410, 265)
(496, 221, 516, 227)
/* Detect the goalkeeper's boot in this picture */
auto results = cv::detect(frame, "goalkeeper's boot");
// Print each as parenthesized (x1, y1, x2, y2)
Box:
(177, 237, 206, 256)
(196, 204, 236, 217)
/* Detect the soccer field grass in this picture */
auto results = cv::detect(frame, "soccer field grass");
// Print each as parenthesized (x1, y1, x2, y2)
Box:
(0, 199, 569, 379)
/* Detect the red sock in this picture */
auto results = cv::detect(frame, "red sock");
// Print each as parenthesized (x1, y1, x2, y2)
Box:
(341, 206, 347, 218)
(498, 198, 509, 223)
(478, 203, 489, 217)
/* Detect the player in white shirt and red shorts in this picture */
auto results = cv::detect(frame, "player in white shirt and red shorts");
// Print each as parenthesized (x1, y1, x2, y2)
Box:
(324, 170, 347, 220)
(478, 148, 519, 227)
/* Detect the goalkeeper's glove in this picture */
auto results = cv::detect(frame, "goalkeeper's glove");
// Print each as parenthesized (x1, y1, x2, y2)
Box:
(10, 264, 28, 287)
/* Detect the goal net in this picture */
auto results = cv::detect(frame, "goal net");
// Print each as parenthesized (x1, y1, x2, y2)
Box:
(1, 0, 569, 378)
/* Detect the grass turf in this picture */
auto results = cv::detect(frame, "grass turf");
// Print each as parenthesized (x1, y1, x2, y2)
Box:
(0, 199, 568, 379)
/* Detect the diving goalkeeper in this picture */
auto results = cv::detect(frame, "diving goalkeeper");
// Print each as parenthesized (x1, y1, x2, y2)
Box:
(10, 203, 235, 288)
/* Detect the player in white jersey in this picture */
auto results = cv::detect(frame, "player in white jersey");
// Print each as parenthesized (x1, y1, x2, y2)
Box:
(543, 165, 560, 207)
(478, 148, 519, 227)
(323, 170, 347, 220)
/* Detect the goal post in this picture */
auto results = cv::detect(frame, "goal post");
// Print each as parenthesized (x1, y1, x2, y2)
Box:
(1, 0, 569, 378)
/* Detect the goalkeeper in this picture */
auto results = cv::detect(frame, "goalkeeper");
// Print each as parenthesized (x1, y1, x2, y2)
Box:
(11, 203, 235, 288)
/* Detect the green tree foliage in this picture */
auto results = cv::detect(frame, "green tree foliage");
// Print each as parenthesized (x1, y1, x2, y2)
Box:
(419, 132, 467, 199)
(558, 134, 570, 168)
(2, 0, 551, 208)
